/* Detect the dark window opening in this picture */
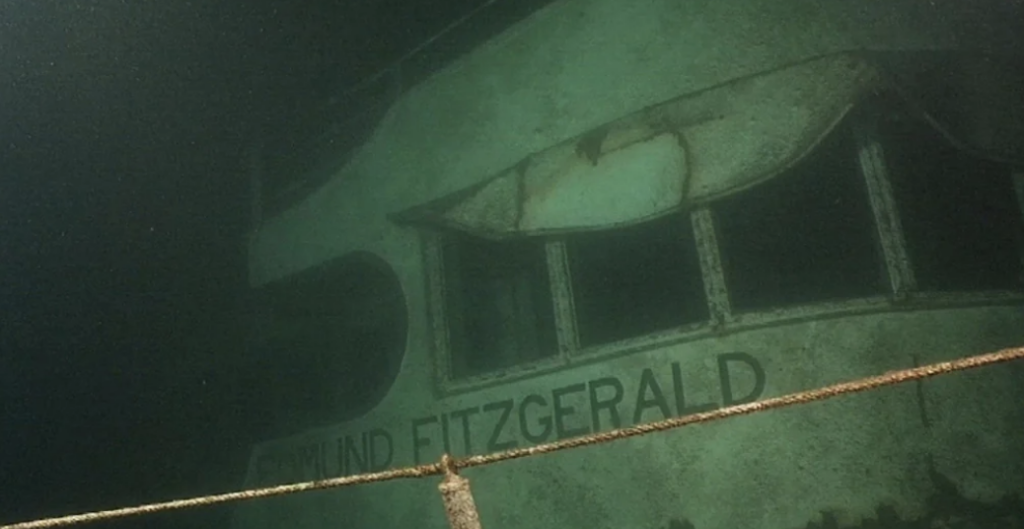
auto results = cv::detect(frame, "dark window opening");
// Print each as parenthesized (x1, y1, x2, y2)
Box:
(442, 235, 558, 378)
(879, 112, 1024, 292)
(251, 253, 407, 433)
(566, 212, 709, 348)
(713, 122, 887, 312)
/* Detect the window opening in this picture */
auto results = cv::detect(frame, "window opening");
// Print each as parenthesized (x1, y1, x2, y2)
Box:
(878, 112, 1024, 292)
(713, 121, 888, 312)
(441, 234, 558, 378)
(565, 212, 708, 348)
(853, 112, 917, 298)
(251, 252, 407, 432)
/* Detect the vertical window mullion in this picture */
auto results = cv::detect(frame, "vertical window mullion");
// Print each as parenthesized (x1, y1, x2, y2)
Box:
(854, 116, 917, 298)
(691, 207, 731, 327)
(545, 240, 580, 359)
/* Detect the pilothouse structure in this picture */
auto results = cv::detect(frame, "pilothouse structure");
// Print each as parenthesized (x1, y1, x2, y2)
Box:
(236, 1, 1024, 528)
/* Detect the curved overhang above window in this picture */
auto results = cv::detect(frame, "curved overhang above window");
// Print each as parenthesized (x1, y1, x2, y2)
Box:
(391, 51, 1023, 240)
(391, 53, 880, 238)
(870, 51, 1024, 166)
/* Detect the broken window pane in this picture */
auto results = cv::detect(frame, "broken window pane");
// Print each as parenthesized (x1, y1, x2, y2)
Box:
(713, 121, 887, 312)
(442, 234, 558, 378)
(566, 212, 708, 348)
(879, 112, 1024, 292)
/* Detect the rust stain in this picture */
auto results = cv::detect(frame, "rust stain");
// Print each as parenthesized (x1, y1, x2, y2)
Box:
(575, 126, 609, 165)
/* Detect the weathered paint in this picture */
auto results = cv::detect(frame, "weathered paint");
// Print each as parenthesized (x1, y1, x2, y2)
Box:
(390, 54, 879, 238)
(248, 0, 996, 284)
(235, 1, 1024, 528)
(232, 307, 1024, 529)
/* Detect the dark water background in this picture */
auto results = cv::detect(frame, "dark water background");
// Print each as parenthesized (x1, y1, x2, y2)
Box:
(0, 1, 550, 527)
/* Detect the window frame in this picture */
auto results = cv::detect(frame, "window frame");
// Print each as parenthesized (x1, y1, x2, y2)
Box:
(424, 102, 1024, 395)
(866, 106, 1024, 301)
